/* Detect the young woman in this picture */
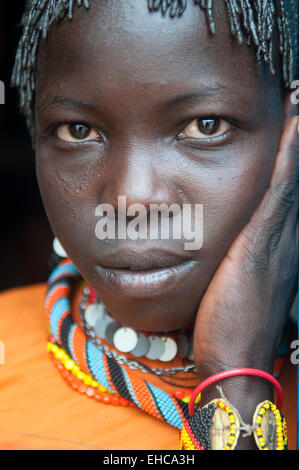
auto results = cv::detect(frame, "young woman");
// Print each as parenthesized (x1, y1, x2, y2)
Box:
(0, 0, 298, 450)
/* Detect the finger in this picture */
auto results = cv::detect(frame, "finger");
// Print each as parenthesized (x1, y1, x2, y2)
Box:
(270, 115, 299, 204)
(270, 114, 298, 199)
(248, 116, 299, 233)
(227, 117, 299, 264)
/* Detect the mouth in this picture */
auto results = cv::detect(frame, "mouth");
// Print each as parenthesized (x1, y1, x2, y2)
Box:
(95, 250, 197, 297)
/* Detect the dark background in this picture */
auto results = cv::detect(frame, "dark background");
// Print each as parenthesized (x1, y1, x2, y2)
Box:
(0, 2, 53, 292)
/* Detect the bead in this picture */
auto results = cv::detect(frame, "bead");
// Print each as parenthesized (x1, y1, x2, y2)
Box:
(77, 371, 85, 381)
(52, 344, 59, 354)
(79, 384, 87, 394)
(83, 375, 92, 386)
(65, 359, 75, 370)
(195, 393, 201, 405)
(111, 396, 120, 406)
(120, 398, 130, 406)
(72, 365, 80, 374)
(55, 350, 65, 360)
(94, 393, 102, 401)
(86, 388, 95, 398)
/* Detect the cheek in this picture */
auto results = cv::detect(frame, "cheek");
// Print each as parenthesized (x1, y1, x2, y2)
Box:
(35, 146, 103, 262)
(193, 138, 278, 261)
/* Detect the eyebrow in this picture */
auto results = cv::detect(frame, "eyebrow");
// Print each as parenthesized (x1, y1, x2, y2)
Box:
(163, 86, 229, 109)
(38, 96, 97, 112)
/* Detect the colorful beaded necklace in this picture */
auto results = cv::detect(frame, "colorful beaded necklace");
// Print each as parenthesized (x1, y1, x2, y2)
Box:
(46, 258, 200, 429)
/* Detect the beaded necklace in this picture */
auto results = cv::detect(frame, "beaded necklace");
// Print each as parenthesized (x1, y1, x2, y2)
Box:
(46, 258, 201, 429)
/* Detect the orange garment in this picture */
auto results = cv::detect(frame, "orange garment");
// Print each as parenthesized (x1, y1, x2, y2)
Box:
(0, 284, 296, 450)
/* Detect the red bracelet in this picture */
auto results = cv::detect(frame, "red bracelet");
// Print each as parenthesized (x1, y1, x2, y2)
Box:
(189, 368, 283, 416)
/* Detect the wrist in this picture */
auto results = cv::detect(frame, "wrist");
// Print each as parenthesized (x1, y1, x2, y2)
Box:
(196, 350, 275, 380)
(192, 368, 280, 450)
(202, 378, 273, 449)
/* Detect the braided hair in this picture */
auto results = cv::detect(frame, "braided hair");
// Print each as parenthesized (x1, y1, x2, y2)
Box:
(11, 0, 299, 142)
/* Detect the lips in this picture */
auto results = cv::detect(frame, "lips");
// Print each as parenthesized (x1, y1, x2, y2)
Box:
(97, 249, 189, 270)
(95, 249, 197, 297)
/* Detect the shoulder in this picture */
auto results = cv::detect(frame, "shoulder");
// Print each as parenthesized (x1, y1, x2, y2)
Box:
(0, 283, 46, 327)
(0, 283, 47, 366)
(0, 283, 46, 305)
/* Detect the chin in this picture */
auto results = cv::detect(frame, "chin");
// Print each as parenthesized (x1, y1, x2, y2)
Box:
(91, 283, 200, 332)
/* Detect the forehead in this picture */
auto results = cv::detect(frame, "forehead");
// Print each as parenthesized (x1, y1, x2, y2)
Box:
(36, 0, 275, 112)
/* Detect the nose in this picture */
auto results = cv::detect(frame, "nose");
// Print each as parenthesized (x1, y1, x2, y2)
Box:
(100, 141, 177, 216)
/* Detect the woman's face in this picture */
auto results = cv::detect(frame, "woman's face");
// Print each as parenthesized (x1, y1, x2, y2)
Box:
(35, 1, 285, 332)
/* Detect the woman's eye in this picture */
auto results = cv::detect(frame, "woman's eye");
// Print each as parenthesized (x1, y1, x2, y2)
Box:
(179, 117, 230, 139)
(56, 123, 100, 143)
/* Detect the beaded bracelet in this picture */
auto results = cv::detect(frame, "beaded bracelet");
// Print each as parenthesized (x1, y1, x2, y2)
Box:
(180, 397, 288, 451)
(180, 398, 241, 450)
(252, 400, 287, 450)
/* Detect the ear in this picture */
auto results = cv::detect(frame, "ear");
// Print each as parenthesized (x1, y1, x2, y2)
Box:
(283, 89, 299, 123)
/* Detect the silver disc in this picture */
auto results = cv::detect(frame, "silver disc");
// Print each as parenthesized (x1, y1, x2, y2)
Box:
(113, 327, 138, 353)
(130, 333, 150, 357)
(84, 303, 105, 329)
(188, 337, 194, 360)
(53, 237, 67, 258)
(145, 335, 165, 360)
(159, 337, 178, 362)
(94, 312, 114, 338)
(105, 321, 121, 344)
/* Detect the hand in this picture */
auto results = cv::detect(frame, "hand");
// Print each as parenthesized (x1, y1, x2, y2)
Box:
(193, 116, 299, 447)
